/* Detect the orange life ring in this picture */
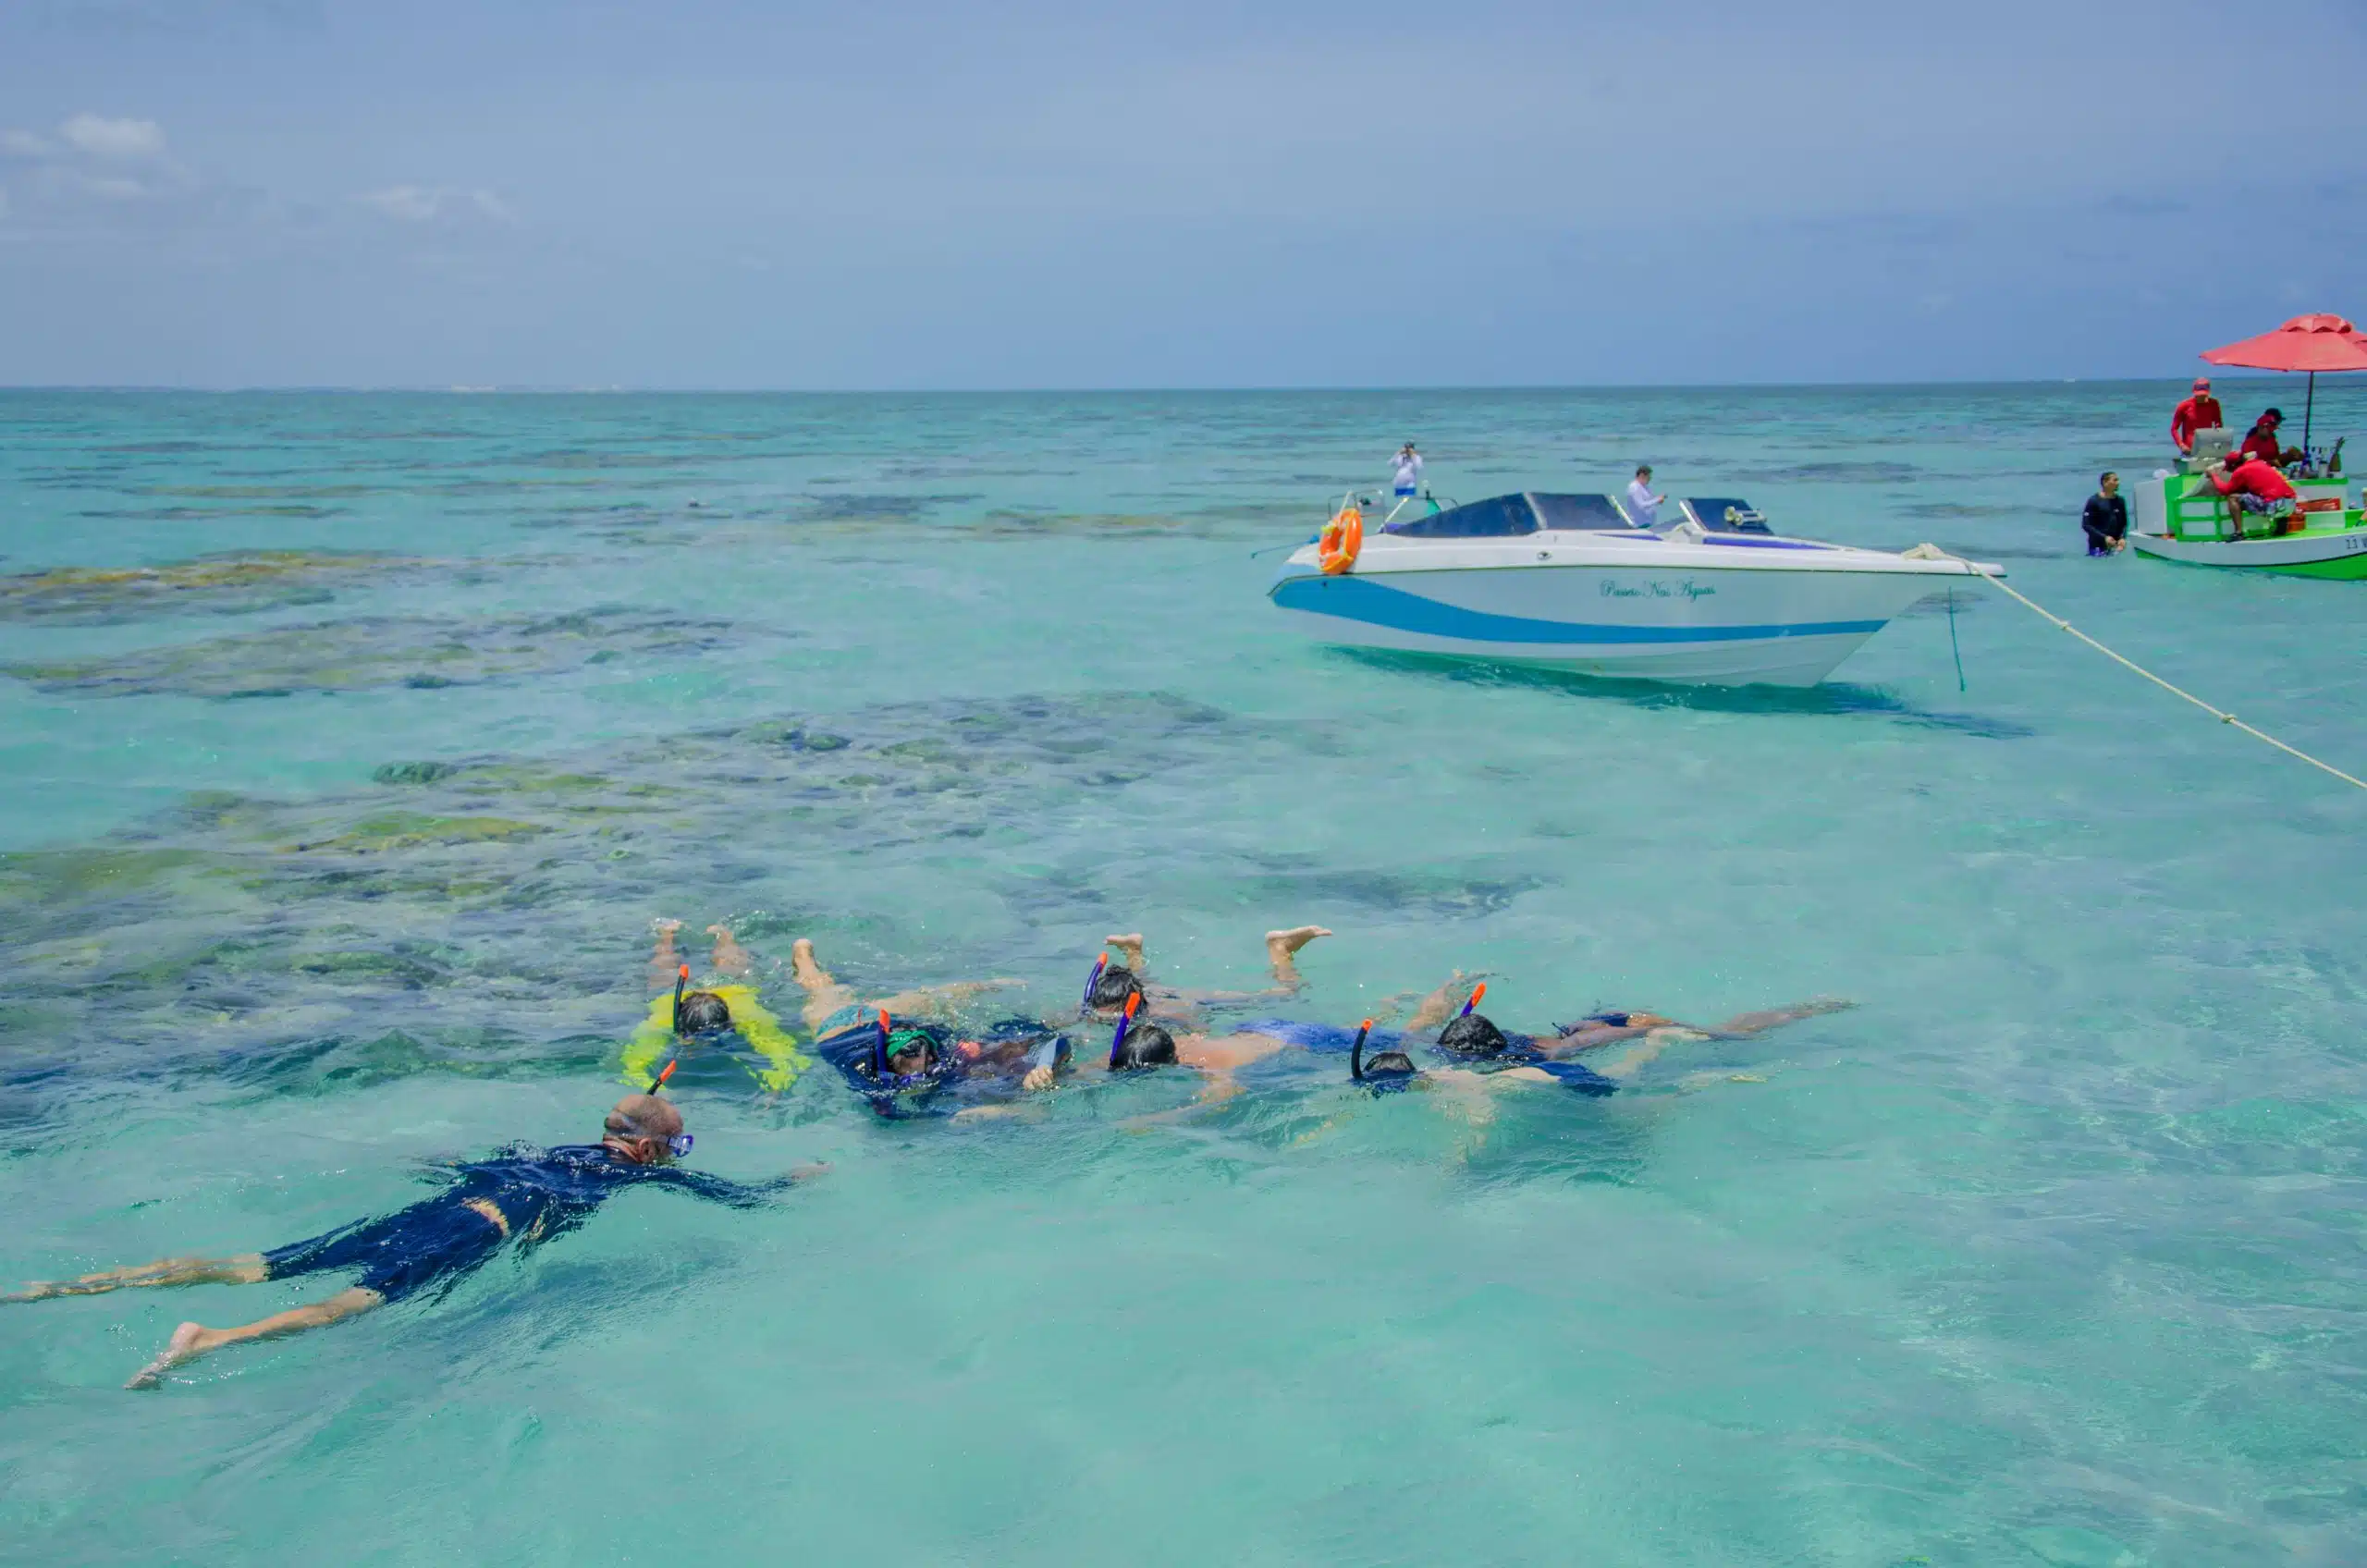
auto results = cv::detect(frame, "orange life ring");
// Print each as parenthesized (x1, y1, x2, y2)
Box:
(1318, 507, 1363, 575)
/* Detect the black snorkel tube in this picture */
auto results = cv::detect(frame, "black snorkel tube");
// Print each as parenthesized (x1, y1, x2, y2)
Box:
(1348, 1020, 1374, 1081)
(670, 962, 689, 1033)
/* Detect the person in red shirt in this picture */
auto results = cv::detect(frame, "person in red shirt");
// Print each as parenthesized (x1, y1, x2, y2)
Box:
(2236, 408, 2300, 468)
(2207, 453, 2300, 538)
(2170, 376, 2225, 456)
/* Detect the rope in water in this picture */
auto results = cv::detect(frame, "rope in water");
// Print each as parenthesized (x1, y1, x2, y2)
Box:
(1933, 550, 2367, 793)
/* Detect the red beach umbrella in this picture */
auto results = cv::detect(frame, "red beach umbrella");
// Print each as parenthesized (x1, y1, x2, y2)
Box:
(2201, 313, 2367, 452)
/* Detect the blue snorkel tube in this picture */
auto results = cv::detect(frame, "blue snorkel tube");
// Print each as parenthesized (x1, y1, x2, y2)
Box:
(1107, 993, 1141, 1068)
(871, 1008, 890, 1082)
(1081, 951, 1108, 1014)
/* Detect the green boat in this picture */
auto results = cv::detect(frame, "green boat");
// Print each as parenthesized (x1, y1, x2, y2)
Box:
(2129, 469, 2366, 578)
(2131, 312, 2366, 577)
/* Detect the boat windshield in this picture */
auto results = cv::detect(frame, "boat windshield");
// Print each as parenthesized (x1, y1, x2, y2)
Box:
(1390, 494, 1539, 538)
(1528, 493, 1632, 531)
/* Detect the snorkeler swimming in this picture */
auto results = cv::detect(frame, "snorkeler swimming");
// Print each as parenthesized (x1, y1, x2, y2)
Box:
(1084, 925, 1333, 1028)
(4, 1096, 820, 1388)
(623, 919, 807, 1093)
(807, 1008, 1072, 1119)
(1098, 974, 1851, 1110)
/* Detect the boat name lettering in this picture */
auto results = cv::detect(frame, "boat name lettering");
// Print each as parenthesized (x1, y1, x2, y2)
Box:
(1599, 579, 1717, 600)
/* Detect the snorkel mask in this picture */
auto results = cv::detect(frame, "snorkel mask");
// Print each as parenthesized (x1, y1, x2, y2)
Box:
(870, 1010, 947, 1088)
(1349, 1020, 1417, 1094)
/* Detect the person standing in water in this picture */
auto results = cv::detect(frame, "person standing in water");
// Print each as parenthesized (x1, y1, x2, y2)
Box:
(2081, 472, 2128, 556)
(3, 1096, 820, 1388)
(1625, 465, 1666, 529)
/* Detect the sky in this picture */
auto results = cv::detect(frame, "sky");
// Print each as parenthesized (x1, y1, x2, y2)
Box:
(1, 0, 2362, 388)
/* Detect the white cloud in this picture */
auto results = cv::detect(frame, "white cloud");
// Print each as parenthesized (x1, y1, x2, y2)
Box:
(358, 184, 444, 221)
(1, 129, 55, 158)
(356, 184, 517, 225)
(59, 114, 166, 160)
(80, 175, 149, 200)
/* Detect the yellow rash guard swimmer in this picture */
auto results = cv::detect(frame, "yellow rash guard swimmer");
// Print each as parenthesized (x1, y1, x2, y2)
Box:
(620, 984, 809, 1093)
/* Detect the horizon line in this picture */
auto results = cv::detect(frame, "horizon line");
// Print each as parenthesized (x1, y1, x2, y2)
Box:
(0, 374, 2298, 396)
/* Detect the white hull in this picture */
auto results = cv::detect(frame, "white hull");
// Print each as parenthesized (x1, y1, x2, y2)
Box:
(1269, 531, 1997, 688)
(2128, 529, 2367, 571)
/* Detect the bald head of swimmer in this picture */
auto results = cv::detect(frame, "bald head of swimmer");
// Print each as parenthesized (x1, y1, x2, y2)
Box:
(603, 1094, 685, 1165)
(1110, 1021, 1178, 1071)
(1085, 964, 1147, 1016)
(678, 990, 732, 1035)
(1437, 1012, 1511, 1059)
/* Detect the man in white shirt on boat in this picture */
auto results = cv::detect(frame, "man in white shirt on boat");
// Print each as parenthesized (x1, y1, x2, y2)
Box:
(1625, 465, 1666, 529)
(1384, 443, 1427, 522)
(1391, 443, 1423, 497)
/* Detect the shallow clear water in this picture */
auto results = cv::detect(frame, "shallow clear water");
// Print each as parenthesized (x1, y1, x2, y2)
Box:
(3, 384, 2364, 1565)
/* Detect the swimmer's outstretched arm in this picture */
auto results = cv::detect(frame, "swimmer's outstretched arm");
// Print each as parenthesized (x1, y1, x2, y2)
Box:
(1701, 998, 1854, 1039)
(127, 1285, 384, 1390)
(1404, 971, 1489, 1034)
(866, 979, 1023, 1019)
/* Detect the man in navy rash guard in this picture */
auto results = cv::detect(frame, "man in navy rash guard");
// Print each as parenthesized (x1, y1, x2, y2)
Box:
(3, 1094, 819, 1388)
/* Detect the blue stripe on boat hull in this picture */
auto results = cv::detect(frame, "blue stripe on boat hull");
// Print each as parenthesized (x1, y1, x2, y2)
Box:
(1269, 574, 1887, 645)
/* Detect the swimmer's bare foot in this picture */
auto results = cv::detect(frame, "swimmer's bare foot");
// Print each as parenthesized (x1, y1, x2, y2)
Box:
(1102, 934, 1147, 971)
(1265, 925, 1331, 987)
(651, 918, 682, 937)
(706, 923, 753, 977)
(790, 938, 828, 987)
(1264, 926, 1331, 962)
(126, 1321, 211, 1389)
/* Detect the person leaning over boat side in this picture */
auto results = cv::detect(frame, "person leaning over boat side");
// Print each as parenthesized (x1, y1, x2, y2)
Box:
(2205, 453, 2300, 538)
(1391, 442, 1424, 502)
(1625, 465, 1666, 529)
(2170, 377, 2225, 458)
(2081, 472, 2128, 556)
(2, 1096, 820, 1389)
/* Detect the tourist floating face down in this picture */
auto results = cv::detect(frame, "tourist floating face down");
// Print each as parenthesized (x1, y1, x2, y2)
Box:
(6, 916, 1847, 1386)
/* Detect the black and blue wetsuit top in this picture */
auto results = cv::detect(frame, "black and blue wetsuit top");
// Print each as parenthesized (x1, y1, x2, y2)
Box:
(814, 1016, 1070, 1119)
(263, 1145, 788, 1304)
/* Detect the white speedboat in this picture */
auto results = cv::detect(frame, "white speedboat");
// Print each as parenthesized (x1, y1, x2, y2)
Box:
(1268, 491, 2001, 687)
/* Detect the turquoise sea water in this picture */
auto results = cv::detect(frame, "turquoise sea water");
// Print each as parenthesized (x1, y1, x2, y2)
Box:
(3, 383, 2364, 1565)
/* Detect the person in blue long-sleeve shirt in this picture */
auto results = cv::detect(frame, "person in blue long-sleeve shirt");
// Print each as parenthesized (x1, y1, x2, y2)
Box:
(4, 1094, 819, 1388)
